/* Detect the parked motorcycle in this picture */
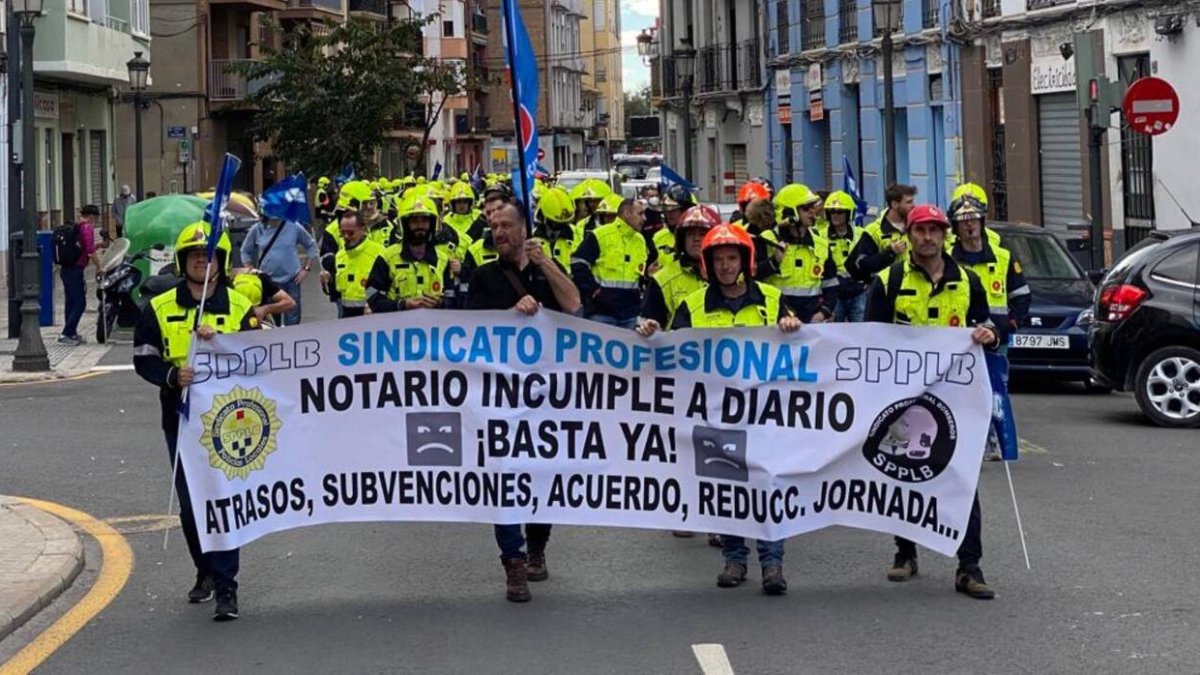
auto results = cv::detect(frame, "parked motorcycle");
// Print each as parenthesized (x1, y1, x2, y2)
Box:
(95, 239, 179, 343)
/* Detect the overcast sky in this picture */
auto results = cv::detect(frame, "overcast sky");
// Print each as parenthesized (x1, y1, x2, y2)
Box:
(620, 0, 656, 92)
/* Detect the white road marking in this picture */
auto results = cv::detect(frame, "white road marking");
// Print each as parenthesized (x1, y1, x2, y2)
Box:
(692, 644, 735, 675)
(1018, 438, 1049, 455)
(90, 364, 135, 372)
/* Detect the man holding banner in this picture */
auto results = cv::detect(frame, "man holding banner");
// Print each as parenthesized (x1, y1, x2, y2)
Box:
(133, 223, 260, 621)
(464, 199, 581, 602)
(865, 204, 999, 600)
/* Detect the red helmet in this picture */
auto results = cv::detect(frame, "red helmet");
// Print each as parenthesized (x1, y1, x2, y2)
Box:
(736, 182, 771, 206)
(906, 204, 951, 230)
(678, 205, 721, 231)
(700, 223, 756, 281)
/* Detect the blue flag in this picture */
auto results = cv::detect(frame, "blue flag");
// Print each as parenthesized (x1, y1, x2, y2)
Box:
(335, 163, 356, 186)
(501, 0, 539, 227)
(660, 163, 698, 192)
(432, 162, 443, 180)
(985, 352, 1019, 461)
(261, 173, 311, 226)
(204, 153, 242, 262)
(842, 155, 869, 225)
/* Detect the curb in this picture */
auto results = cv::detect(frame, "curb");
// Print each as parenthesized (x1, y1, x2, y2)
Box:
(0, 497, 85, 642)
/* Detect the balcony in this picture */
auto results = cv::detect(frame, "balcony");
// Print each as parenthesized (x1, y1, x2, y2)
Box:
(471, 12, 488, 33)
(208, 59, 267, 102)
(696, 38, 762, 95)
(1026, 0, 1074, 9)
(280, 0, 343, 21)
(32, 5, 150, 86)
(775, 0, 790, 55)
(922, 0, 938, 28)
(349, 0, 386, 17)
(802, 0, 825, 51)
(209, 0, 286, 12)
(982, 0, 1000, 17)
(838, 0, 858, 42)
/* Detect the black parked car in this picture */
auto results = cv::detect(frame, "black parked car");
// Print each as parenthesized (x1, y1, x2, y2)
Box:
(990, 223, 1100, 387)
(1090, 229, 1200, 428)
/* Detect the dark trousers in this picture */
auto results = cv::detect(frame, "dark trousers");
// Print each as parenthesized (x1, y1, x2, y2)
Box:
(60, 266, 86, 338)
(494, 523, 552, 560)
(895, 491, 982, 568)
(164, 426, 240, 592)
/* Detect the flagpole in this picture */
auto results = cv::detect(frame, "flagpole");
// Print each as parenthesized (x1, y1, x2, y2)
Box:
(502, 0, 533, 234)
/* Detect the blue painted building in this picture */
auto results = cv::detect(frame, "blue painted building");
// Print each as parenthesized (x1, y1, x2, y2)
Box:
(765, 0, 963, 211)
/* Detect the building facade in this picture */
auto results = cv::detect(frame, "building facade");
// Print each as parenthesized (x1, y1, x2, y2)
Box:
(762, 0, 963, 210)
(654, 0, 768, 204)
(584, 0, 624, 167)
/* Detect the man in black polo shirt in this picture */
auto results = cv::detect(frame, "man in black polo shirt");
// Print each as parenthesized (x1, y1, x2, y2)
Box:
(464, 200, 581, 603)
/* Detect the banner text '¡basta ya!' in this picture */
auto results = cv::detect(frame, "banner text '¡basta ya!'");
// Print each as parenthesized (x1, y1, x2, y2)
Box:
(336, 326, 821, 383)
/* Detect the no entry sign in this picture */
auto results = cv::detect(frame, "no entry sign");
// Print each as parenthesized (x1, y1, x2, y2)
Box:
(1123, 77, 1179, 136)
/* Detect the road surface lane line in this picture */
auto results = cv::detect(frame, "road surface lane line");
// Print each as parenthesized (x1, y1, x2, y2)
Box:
(0, 498, 133, 675)
(692, 643, 735, 675)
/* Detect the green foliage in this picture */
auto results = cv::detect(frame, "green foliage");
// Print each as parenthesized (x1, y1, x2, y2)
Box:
(231, 17, 463, 178)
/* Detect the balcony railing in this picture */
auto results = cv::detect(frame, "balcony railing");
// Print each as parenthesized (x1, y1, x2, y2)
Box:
(105, 15, 129, 33)
(982, 0, 1000, 17)
(838, 0, 858, 42)
(471, 12, 488, 33)
(802, 0, 825, 50)
(209, 59, 266, 101)
(922, 0, 938, 27)
(350, 0, 386, 14)
(775, 0, 790, 55)
(697, 39, 762, 94)
(873, 4, 905, 36)
(285, 0, 342, 13)
(1026, 0, 1073, 9)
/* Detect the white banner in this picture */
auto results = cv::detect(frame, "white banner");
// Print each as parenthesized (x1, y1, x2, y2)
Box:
(179, 311, 991, 556)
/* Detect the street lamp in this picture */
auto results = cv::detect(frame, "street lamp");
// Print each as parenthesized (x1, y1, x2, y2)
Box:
(127, 51, 150, 200)
(873, 0, 901, 187)
(636, 29, 655, 64)
(673, 40, 696, 182)
(11, 0, 48, 372)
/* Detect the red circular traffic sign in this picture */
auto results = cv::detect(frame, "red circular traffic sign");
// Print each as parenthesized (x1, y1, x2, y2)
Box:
(1123, 77, 1179, 136)
(536, 147, 546, 161)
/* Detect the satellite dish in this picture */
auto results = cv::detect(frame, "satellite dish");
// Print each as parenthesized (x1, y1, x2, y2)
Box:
(99, 238, 131, 273)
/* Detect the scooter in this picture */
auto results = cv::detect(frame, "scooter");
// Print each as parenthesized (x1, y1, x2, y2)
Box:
(95, 239, 179, 343)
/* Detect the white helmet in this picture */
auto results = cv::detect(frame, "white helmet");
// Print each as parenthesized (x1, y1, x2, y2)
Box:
(879, 406, 939, 460)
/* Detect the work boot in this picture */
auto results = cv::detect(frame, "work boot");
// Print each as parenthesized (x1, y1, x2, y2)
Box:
(502, 557, 531, 603)
(187, 574, 215, 603)
(761, 566, 788, 596)
(526, 551, 549, 582)
(213, 590, 239, 622)
(716, 563, 747, 588)
(707, 534, 722, 548)
(955, 565, 996, 600)
(887, 553, 918, 582)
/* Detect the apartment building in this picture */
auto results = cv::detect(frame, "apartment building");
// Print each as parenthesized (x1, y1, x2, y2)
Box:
(583, 0, 623, 168)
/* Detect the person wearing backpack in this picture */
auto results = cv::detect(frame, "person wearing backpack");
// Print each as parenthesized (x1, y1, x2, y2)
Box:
(54, 205, 101, 345)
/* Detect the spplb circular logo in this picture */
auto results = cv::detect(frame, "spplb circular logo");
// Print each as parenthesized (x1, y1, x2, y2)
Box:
(862, 393, 957, 483)
(200, 386, 281, 480)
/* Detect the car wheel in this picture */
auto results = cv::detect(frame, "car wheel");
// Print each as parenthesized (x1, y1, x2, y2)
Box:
(1134, 346, 1200, 428)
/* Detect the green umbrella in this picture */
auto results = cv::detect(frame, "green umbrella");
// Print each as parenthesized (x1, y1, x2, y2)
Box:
(124, 194, 209, 254)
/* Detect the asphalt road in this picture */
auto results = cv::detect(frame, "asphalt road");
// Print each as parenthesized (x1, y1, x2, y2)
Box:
(2, 288, 1198, 673)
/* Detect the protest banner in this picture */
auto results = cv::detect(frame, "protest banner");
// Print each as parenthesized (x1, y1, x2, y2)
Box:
(177, 310, 991, 556)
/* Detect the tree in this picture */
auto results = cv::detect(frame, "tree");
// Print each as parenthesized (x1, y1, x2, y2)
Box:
(231, 17, 463, 178)
(623, 86, 652, 136)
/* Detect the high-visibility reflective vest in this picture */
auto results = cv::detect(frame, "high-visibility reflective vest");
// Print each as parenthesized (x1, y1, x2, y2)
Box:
(957, 243, 1013, 317)
(231, 273, 264, 306)
(682, 282, 782, 328)
(877, 260, 973, 327)
(652, 259, 705, 328)
(591, 219, 649, 290)
(862, 215, 906, 253)
(150, 288, 254, 367)
(653, 227, 675, 259)
(763, 230, 830, 299)
(324, 222, 344, 252)
(444, 211, 481, 240)
(366, 219, 397, 247)
(467, 237, 498, 268)
(945, 227, 1002, 251)
(823, 224, 861, 277)
(539, 224, 583, 269)
(384, 244, 449, 302)
(334, 239, 387, 309)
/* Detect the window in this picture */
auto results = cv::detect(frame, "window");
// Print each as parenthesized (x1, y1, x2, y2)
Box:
(89, 131, 108, 208)
(443, 20, 454, 37)
(1004, 233, 1083, 280)
(44, 128, 57, 215)
(776, 0, 790, 54)
(596, 67, 606, 82)
(593, 0, 605, 29)
(803, 0, 825, 50)
(838, 0, 857, 43)
(1151, 245, 1200, 287)
(132, 0, 149, 34)
(68, 0, 87, 15)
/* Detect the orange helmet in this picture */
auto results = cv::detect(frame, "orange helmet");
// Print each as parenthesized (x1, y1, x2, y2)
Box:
(736, 181, 771, 206)
(700, 223, 756, 281)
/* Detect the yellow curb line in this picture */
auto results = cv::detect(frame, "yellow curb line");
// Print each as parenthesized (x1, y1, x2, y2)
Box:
(0, 498, 133, 675)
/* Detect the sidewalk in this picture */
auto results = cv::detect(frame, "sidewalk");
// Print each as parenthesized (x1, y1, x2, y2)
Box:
(0, 273, 114, 383)
(0, 496, 84, 641)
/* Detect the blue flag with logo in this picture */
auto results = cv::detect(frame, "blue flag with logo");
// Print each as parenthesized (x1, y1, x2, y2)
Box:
(203, 153, 242, 262)
(260, 173, 311, 226)
(432, 162, 443, 180)
(501, 0, 539, 226)
(660, 163, 698, 192)
(985, 352, 1020, 460)
(842, 155, 869, 225)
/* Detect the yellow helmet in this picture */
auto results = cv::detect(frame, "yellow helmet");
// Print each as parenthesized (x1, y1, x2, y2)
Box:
(317, 176, 331, 188)
(595, 194, 623, 216)
(401, 195, 439, 223)
(232, 272, 264, 306)
(569, 178, 612, 202)
(951, 183, 989, 208)
(448, 182, 475, 203)
(537, 187, 576, 225)
(174, 222, 232, 274)
(774, 183, 820, 223)
(531, 178, 548, 202)
(337, 180, 375, 213)
(824, 190, 856, 213)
